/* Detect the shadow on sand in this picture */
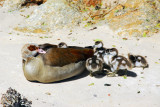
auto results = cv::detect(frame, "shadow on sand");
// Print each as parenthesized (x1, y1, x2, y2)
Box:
(117, 70, 137, 77)
(54, 69, 90, 83)
(55, 69, 137, 82)
(29, 69, 137, 84)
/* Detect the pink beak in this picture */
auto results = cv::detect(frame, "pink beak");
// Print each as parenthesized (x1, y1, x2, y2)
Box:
(37, 49, 46, 54)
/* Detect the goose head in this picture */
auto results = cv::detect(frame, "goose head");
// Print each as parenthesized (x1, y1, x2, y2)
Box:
(21, 43, 46, 61)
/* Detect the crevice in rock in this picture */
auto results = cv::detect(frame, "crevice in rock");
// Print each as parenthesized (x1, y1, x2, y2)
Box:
(21, 0, 47, 7)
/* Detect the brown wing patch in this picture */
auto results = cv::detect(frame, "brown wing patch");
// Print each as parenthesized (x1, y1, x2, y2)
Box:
(43, 48, 94, 67)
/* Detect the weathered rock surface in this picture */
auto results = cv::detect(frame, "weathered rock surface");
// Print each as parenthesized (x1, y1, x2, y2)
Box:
(1, 0, 159, 36)
(15, 0, 81, 33)
(1, 87, 32, 107)
(105, 0, 160, 37)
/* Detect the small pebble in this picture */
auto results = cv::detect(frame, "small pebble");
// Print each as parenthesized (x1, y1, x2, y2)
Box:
(45, 92, 51, 95)
(93, 94, 97, 97)
(104, 84, 111, 86)
(137, 91, 141, 94)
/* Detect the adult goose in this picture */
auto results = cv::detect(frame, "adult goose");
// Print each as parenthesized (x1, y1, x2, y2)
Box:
(21, 43, 94, 83)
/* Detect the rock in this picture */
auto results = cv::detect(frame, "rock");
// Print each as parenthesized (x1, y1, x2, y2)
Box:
(106, 0, 160, 37)
(2, 0, 159, 37)
(15, 0, 81, 33)
(1, 87, 32, 107)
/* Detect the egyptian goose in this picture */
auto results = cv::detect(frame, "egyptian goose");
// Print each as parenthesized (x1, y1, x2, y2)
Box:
(128, 53, 149, 69)
(21, 43, 94, 83)
(109, 55, 132, 77)
(103, 48, 118, 66)
(86, 56, 103, 77)
(103, 48, 132, 76)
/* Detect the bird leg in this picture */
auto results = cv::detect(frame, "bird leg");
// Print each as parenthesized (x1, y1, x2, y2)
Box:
(107, 70, 118, 77)
(124, 69, 127, 77)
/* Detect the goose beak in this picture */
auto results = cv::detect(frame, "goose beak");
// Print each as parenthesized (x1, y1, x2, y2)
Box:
(37, 49, 46, 54)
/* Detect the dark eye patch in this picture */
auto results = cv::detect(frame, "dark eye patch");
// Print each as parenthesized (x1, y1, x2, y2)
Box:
(28, 45, 38, 51)
(106, 49, 109, 53)
(95, 41, 101, 45)
(59, 43, 63, 46)
(137, 60, 141, 62)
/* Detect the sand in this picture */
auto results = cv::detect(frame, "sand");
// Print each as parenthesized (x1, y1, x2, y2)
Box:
(0, 7, 160, 107)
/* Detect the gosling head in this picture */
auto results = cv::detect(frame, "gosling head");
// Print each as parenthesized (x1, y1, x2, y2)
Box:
(106, 48, 118, 57)
(58, 42, 68, 48)
(135, 56, 149, 69)
(93, 41, 103, 49)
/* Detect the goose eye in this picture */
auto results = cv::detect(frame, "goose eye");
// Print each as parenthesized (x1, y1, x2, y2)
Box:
(95, 41, 100, 44)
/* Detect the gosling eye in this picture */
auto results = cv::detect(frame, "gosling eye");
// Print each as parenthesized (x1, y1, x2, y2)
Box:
(137, 60, 141, 62)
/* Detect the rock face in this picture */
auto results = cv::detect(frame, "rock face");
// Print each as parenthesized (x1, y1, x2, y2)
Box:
(105, 0, 160, 37)
(69, 0, 160, 37)
(1, 0, 159, 36)
(1, 87, 32, 107)
(15, 0, 81, 33)
(1, 0, 25, 10)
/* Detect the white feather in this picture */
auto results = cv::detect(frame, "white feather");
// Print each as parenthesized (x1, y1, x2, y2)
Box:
(135, 61, 142, 67)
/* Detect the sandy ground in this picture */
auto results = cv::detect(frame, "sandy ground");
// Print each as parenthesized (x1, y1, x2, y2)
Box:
(0, 7, 160, 107)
